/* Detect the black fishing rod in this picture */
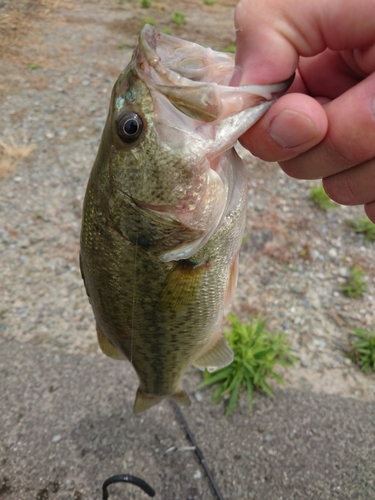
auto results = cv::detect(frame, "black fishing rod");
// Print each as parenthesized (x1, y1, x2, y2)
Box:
(171, 401, 224, 500)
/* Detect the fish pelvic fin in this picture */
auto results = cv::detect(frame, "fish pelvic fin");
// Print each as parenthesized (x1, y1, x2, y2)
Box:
(171, 389, 191, 408)
(193, 334, 233, 372)
(133, 388, 191, 414)
(97, 325, 126, 360)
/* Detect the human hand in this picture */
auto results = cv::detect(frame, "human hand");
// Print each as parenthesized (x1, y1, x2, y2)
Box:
(233, 0, 375, 222)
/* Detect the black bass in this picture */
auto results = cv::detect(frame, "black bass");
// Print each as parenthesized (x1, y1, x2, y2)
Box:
(80, 25, 292, 413)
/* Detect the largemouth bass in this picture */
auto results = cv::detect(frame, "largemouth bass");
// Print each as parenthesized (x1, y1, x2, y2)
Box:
(80, 25, 293, 413)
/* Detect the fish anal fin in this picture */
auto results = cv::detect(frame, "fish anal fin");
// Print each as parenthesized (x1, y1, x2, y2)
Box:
(133, 388, 191, 414)
(171, 390, 191, 408)
(194, 334, 233, 372)
(97, 326, 126, 360)
(133, 389, 164, 414)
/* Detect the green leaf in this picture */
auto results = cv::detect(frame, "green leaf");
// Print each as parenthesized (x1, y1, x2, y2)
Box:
(211, 384, 224, 403)
(202, 313, 297, 416)
(259, 380, 274, 398)
(224, 382, 240, 417)
(199, 366, 233, 386)
(348, 325, 375, 374)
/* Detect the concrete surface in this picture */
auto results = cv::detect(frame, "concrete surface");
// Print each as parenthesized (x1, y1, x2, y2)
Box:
(1, 338, 375, 500)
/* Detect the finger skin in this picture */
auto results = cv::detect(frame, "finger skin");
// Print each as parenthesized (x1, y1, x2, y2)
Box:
(234, 0, 375, 221)
(234, 0, 375, 84)
(239, 93, 328, 162)
(323, 159, 375, 206)
(298, 50, 364, 98)
(364, 201, 375, 224)
(279, 72, 375, 179)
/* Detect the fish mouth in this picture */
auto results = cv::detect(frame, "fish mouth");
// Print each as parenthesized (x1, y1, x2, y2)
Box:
(136, 24, 294, 124)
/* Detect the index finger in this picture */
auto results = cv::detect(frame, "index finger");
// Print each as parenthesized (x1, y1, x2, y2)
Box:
(234, 0, 375, 85)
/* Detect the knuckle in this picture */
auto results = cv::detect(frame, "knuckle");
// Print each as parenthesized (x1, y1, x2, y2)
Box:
(323, 172, 357, 205)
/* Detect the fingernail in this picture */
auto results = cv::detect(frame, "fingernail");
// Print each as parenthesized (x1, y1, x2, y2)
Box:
(269, 110, 317, 148)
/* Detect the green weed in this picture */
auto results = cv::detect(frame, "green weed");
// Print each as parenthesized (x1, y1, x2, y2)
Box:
(140, 0, 151, 7)
(347, 216, 375, 243)
(27, 63, 40, 71)
(203, 0, 215, 4)
(224, 43, 236, 54)
(200, 314, 297, 416)
(309, 185, 337, 211)
(171, 12, 186, 25)
(348, 327, 375, 374)
(163, 28, 173, 35)
(341, 265, 367, 298)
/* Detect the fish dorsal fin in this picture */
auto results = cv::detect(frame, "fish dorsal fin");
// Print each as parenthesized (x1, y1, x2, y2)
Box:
(97, 326, 125, 360)
(194, 334, 233, 372)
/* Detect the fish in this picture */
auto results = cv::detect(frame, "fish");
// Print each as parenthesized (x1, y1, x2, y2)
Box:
(80, 25, 293, 414)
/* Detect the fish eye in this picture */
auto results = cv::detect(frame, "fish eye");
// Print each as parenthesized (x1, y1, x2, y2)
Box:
(116, 112, 143, 143)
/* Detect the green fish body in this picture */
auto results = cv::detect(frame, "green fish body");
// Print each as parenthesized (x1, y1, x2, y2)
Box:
(80, 25, 292, 413)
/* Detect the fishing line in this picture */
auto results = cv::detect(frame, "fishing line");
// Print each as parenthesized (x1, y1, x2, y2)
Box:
(101, 402, 224, 499)
(130, 236, 138, 365)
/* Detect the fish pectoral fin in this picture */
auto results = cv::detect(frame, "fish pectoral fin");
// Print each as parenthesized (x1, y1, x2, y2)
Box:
(133, 388, 191, 414)
(161, 259, 208, 312)
(224, 252, 239, 308)
(97, 326, 126, 360)
(194, 335, 233, 372)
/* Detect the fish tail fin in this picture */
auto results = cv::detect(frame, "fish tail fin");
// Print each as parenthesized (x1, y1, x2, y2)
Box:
(133, 388, 191, 414)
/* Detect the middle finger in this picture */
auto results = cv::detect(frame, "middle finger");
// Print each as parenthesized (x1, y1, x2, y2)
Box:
(280, 71, 375, 180)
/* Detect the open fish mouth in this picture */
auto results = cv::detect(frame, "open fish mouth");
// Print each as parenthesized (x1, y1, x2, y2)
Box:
(135, 24, 294, 124)
(114, 24, 295, 262)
